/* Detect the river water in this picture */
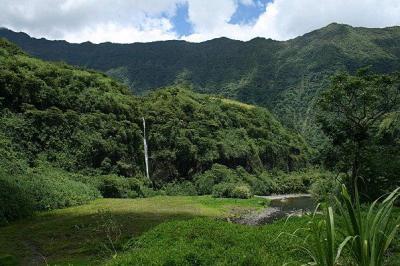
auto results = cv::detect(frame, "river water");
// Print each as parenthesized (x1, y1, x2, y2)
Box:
(236, 194, 316, 225)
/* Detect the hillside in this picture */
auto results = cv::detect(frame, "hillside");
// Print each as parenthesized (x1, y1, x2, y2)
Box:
(0, 39, 312, 225)
(1, 23, 400, 146)
(0, 38, 309, 176)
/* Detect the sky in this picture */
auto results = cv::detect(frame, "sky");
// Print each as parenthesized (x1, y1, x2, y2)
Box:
(1, 0, 400, 43)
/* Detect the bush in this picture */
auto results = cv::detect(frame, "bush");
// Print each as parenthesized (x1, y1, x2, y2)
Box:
(97, 175, 131, 198)
(268, 168, 328, 194)
(310, 175, 340, 204)
(231, 185, 252, 199)
(194, 164, 238, 195)
(164, 181, 198, 196)
(127, 177, 146, 198)
(252, 172, 277, 195)
(0, 174, 35, 225)
(212, 183, 236, 198)
(97, 175, 145, 198)
(0, 254, 18, 266)
(22, 167, 100, 210)
(0, 165, 101, 224)
(212, 183, 252, 199)
(194, 164, 328, 197)
(271, 171, 311, 194)
(141, 186, 166, 197)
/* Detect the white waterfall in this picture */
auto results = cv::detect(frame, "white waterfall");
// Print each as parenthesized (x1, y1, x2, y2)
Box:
(142, 117, 150, 180)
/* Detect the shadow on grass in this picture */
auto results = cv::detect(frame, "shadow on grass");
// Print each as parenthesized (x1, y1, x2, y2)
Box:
(0, 210, 206, 265)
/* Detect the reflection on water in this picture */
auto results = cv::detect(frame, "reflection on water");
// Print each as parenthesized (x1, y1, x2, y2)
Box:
(258, 196, 316, 225)
(269, 196, 316, 212)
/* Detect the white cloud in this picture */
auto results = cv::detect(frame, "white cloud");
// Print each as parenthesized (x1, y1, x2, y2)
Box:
(0, 0, 182, 42)
(63, 20, 177, 43)
(250, 0, 400, 40)
(183, 0, 400, 41)
(187, 0, 237, 32)
(1, 0, 400, 43)
(239, 0, 256, 6)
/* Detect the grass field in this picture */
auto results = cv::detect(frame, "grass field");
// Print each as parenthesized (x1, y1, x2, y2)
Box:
(1, 196, 399, 266)
(107, 217, 311, 266)
(0, 196, 268, 265)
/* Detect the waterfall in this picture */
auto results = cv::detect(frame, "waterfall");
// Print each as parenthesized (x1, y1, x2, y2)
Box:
(142, 117, 150, 180)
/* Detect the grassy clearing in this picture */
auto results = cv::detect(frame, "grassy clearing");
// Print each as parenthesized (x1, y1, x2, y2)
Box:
(219, 98, 255, 109)
(0, 196, 267, 265)
(1, 196, 398, 266)
(107, 217, 310, 266)
(107, 210, 400, 266)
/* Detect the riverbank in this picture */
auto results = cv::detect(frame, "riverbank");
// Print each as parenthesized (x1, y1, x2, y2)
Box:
(236, 194, 315, 225)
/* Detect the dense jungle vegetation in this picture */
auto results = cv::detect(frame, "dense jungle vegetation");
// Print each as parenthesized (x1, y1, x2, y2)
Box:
(2, 23, 400, 148)
(0, 39, 313, 225)
(1, 24, 400, 266)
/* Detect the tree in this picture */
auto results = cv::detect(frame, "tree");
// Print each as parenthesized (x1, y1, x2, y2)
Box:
(317, 69, 400, 198)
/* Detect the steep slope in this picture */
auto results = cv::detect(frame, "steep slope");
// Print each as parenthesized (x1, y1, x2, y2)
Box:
(0, 39, 308, 182)
(2, 23, 399, 146)
(141, 87, 310, 183)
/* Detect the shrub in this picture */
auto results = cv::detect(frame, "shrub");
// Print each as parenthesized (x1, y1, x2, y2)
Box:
(231, 185, 252, 199)
(212, 183, 236, 198)
(195, 164, 328, 196)
(297, 206, 352, 266)
(0, 165, 100, 224)
(272, 171, 310, 194)
(0, 254, 18, 266)
(336, 185, 400, 266)
(22, 166, 100, 210)
(269, 168, 328, 194)
(194, 164, 237, 195)
(97, 175, 145, 198)
(212, 183, 252, 199)
(0, 174, 35, 225)
(127, 177, 146, 198)
(0, 128, 28, 176)
(253, 172, 277, 195)
(310, 175, 340, 204)
(98, 175, 131, 198)
(141, 187, 166, 197)
(164, 181, 198, 196)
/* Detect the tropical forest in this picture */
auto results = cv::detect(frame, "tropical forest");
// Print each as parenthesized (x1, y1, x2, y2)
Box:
(0, 1, 399, 265)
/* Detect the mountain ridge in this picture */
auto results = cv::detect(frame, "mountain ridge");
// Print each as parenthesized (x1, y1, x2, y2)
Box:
(2, 23, 400, 44)
(1, 23, 400, 147)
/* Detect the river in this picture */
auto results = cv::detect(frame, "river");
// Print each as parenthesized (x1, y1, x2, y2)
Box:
(235, 194, 316, 225)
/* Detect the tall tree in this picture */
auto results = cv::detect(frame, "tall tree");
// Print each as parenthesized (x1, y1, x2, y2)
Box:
(317, 69, 400, 198)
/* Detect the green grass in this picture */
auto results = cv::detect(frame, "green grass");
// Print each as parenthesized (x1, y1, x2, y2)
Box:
(1, 196, 398, 266)
(107, 210, 400, 266)
(0, 196, 267, 265)
(219, 98, 255, 109)
(107, 217, 310, 266)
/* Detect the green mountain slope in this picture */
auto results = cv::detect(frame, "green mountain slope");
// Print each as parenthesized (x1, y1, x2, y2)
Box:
(2, 23, 399, 147)
(0, 39, 308, 182)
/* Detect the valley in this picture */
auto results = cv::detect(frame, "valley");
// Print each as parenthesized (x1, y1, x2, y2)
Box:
(1, 21, 399, 266)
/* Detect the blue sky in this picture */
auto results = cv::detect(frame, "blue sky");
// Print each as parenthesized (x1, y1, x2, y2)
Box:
(171, 0, 271, 36)
(171, 2, 193, 36)
(1, 0, 400, 43)
(229, 1, 271, 25)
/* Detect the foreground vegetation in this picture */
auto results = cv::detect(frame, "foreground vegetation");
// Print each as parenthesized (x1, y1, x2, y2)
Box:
(1, 195, 398, 265)
(108, 218, 311, 266)
(108, 215, 400, 266)
(0, 196, 268, 265)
